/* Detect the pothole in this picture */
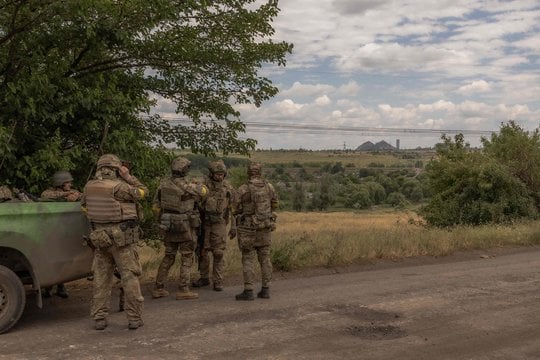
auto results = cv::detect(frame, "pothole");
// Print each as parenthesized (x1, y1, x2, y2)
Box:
(346, 324, 407, 340)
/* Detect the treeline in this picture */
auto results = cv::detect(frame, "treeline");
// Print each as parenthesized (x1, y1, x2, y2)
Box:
(264, 163, 427, 212)
(253, 121, 540, 229)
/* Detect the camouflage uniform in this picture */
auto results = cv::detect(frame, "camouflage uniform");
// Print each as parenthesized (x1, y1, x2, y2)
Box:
(40, 171, 81, 298)
(81, 154, 148, 330)
(192, 160, 236, 291)
(0, 186, 33, 202)
(41, 170, 82, 202)
(0, 186, 13, 202)
(152, 156, 207, 300)
(234, 162, 278, 301)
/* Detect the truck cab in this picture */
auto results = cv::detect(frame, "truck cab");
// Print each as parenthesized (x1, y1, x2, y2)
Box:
(0, 201, 93, 333)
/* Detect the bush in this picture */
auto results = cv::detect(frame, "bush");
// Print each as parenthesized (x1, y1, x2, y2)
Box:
(420, 134, 538, 226)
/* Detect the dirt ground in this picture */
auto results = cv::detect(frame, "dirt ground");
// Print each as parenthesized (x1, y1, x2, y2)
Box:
(1, 245, 540, 359)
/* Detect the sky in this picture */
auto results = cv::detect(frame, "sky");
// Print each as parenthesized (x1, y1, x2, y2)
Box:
(160, 0, 540, 150)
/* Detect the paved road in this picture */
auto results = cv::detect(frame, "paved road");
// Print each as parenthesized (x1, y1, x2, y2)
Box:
(2, 246, 540, 359)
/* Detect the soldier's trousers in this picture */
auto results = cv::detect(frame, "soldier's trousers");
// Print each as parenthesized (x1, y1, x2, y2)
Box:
(155, 239, 195, 289)
(199, 221, 227, 285)
(237, 227, 272, 290)
(91, 243, 143, 322)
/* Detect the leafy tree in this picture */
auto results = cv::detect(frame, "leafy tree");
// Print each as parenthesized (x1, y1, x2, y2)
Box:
(227, 166, 249, 189)
(344, 184, 372, 209)
(481, 121, 540, 207)
(400, 178, 423, 202)
(420, 134, 537, 226)
(386, 192, 407, 208)
(0, 0, 293, 192)
(309, 175, 334, 211)
(374, 173, 399, 194)
(292, 182, 305, 212)
(363, 181, 386, 204)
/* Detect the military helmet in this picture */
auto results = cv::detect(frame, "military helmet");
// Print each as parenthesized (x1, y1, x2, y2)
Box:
(97, 154, 122, 169)
(247, 162, 262, 176)
(52, 170, 74, 187)
(208, 160, 227, 175)
(171, 156, 191, 172)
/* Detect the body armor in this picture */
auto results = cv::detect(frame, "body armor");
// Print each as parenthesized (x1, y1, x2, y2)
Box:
(85, 179, 137, 223)
(204, 178, 231, 219)
(160, 178, 196, 214)
(239, 178, 275, 230)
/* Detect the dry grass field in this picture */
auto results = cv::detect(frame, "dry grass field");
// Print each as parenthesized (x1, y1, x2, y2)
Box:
(138, 210, 540, 282)
(227, 149, 435, 167)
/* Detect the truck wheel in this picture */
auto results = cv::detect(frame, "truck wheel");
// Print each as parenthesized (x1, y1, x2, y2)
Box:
(0, 265, 26, 334)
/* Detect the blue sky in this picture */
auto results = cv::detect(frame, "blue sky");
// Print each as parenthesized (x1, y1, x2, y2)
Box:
(160, 0, 540, 150)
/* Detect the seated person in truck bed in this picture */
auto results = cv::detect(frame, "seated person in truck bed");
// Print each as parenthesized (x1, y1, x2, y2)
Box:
(41, 170, 82, 202)
(40, 170, 82, 298)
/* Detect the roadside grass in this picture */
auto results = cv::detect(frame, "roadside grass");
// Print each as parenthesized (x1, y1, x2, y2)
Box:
(137, 210, 540, 282)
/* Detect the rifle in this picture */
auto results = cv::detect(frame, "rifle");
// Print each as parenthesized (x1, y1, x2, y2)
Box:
(13, 188, 39, 202)
(196, 208, 206, 271)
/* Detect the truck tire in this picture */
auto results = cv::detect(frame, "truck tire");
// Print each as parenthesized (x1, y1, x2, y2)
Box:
(0, 265, 26, 334)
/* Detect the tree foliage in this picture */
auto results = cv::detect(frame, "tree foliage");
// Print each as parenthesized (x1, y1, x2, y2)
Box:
(420, 133, 537, 227)
(0, 0, 292, 192)
(481, 120, 540, 206)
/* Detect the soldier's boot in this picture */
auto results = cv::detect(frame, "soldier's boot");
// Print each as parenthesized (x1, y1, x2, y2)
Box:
(55, 284, 69, 299)
(42, 287, 52, 298)
(235, 289, 254, 301)
(213, 283, 223, 292)
(191, 278, 210, 288)
(94, 319, 108, 331)
(118, 288, 125, 312)
(257, 287, 270, 299)
(128, 319, 144, 330)
(152, 286, 170, 299)
(175, 287, 199, 300)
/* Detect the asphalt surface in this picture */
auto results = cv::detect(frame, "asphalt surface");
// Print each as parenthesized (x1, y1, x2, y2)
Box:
(1, 246, 540, 359)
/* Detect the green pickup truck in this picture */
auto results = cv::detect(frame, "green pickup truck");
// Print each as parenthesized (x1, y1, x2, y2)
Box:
(0, 201, 93, 333)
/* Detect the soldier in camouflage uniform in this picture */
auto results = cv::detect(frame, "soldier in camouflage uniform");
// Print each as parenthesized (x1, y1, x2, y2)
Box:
(234, 162, 278, 301)
(192, 160, 236, 291)
(81, 154, 148, 330)
(40, 170, 82, 298)
(152, 156, 207, 300)
(41, 170, 82, 202)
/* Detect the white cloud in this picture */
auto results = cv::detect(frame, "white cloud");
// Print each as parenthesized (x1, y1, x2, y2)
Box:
(274, 99, 305, 117)
(336, 81, 361, 96)
(279, 82, 336, 98)
(153, 1, 540, 150)
(457, 80, 492, 94)
(315, 95, 332, 106)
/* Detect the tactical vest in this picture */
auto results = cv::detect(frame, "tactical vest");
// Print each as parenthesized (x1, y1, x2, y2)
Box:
(243, 179, 272, 220)
(85, 179, 137, 223)
(160, 178, 195, 214)
(204, 178, 229, 216)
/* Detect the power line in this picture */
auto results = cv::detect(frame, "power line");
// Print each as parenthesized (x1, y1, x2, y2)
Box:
(153, 116, 495, 136)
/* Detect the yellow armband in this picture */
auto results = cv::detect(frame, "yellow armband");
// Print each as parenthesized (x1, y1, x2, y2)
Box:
(138, 188, 145, 198)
